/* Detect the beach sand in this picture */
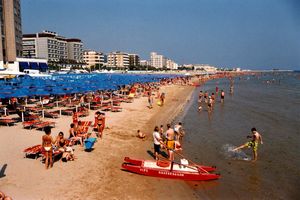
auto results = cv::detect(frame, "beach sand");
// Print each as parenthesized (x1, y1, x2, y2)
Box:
(0, 83, 198, 200)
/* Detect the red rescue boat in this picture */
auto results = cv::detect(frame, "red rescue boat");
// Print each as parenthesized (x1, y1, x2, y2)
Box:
(122, 157, 220, 181)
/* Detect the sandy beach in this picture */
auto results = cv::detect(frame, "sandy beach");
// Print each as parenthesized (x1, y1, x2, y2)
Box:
(0, 83, 198, 200)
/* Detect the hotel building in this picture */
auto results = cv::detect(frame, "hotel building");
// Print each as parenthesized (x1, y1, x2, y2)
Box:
(83, 50, 104, 68)
(150, 52, 165, 69)
(22, 30, 83, 63)
(128, 54, 140, 66)
(0, 0, 22, 68)
(107, 51, 129, 68)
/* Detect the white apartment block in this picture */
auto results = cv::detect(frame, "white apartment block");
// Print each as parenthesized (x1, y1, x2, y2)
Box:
(150, 52, 166, 68)
(107, 51, 129, 68)
(140, 60, 149, 66)
(166, 59, 178, 70)
(22, 30, 83, 63)
(83, 50, 104, 68)
(193, 64, 217, 72)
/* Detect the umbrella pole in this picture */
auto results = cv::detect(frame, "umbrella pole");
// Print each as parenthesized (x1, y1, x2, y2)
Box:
(21, 111, 24, 122)
(42, 109, 45, 118)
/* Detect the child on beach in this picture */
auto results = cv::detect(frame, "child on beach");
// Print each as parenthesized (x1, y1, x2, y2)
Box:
(137, 130, 146, 139)
(233, 127, 263, 162)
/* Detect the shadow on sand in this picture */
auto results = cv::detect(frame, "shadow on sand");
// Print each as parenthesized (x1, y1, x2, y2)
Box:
(0, 164, 7, 178)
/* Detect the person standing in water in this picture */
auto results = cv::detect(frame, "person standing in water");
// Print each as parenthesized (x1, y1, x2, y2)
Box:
(233, 127, 263, 161)
(221, 90, 225, 103)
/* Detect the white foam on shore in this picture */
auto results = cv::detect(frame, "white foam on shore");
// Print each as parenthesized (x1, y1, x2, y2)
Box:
(221, 144, 251, 161)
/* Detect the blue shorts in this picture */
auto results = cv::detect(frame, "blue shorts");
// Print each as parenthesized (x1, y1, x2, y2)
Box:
(154, 144, 160, 153)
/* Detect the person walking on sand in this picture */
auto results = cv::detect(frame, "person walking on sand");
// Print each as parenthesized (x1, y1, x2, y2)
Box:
(42, 127, 55, 169)
(233, 127, 263, 161)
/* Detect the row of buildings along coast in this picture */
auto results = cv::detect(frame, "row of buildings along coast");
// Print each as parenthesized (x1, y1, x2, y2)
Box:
(0, 0, 219, 73)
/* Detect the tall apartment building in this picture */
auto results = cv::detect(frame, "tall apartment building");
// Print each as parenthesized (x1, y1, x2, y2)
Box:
(66, 38, 83, 63)
(150, 52, 165, 69)
(0, 0, 22, 68)
(22, 31, 83, 63)
(107, 51, 129, 68)
(83, 50, 104, 68)
(128, 54, 140, 66)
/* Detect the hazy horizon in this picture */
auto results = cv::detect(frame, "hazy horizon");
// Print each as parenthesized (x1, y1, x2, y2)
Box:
(22, 0, 300, 70)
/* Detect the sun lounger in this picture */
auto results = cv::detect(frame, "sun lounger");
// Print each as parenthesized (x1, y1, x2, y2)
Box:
(61, 109, 74, 116)
(111, 106, 122, 112)
(80, 121, 92, 127)
(0, 118, 17, 126)
(77, 111, 89, 117)
(44, 111, 59, 119)
(90, 104, 102, 110)
(33, 121, 55, 130)
(101, 105, 111, 111)
(112, 100, 121, 106)
(23, 144, 43, 159)
(41, 149, 63, 163)
(22, 120, 40, 129)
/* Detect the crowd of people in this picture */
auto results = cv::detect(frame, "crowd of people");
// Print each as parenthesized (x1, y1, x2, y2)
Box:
(152, 122, 184, 161)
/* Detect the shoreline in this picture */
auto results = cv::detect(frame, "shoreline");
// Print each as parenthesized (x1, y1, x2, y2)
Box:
(0, 83, 197, 200)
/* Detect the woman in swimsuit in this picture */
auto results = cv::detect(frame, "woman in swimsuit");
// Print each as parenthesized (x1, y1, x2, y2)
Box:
(42, 127, 55, 169)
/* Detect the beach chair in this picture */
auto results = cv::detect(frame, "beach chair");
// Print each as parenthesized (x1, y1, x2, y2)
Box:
(0, 118, 17, 126)
(61, 109, 74, 116)
(33, 121, 55, 130)
(23, 144, 43, 159)
(22, 120, 41, 129)
(44, 111, 59, 119)
(112, 100, 121, 106)
(41, 149, 63, 163)
(111, 106, 122, 112)
(84, 138, 97, 151)
(17, 110, 40, 121)
(101, 105, 111, 111)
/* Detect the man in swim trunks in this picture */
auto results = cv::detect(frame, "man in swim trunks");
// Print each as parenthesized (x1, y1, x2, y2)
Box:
(233, 127, 263, 161)
(165, 124, 175, 161)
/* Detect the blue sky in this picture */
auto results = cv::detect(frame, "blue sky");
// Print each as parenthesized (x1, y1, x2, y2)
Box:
(22, 0, 300, 69)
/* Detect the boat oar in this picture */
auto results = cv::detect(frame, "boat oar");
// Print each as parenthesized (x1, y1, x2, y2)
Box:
(173, 150, 210, 174)
(161, 142, 210, 174)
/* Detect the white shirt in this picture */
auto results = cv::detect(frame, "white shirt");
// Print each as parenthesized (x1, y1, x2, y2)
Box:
(153, 131, 161, 145)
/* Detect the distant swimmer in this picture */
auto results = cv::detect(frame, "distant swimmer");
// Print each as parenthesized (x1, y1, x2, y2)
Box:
(233, 127, 263, 162)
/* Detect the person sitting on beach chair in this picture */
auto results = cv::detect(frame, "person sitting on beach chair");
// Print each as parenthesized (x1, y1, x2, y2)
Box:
(69, 123, 83, 146)
(55, 132, 74, 162)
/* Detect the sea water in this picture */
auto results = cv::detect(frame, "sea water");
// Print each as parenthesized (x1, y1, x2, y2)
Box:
(179, 72, 300, 199)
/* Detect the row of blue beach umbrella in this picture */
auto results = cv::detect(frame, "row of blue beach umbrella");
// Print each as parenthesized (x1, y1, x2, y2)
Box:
(0, 73, 182, 99)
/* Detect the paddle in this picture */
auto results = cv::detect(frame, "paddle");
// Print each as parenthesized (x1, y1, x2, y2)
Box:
(160, 142, 210, 174)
